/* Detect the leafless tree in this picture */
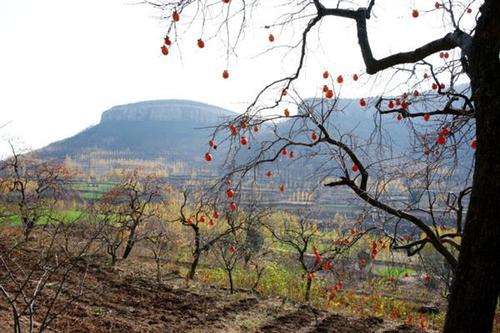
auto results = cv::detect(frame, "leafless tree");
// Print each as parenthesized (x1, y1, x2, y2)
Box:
(101, 170, 164, 260)
(265, 213, 372, 301)
(0, 214, 103, 332)
(143, 218, 178, 283)
(0, 145, 71, 241)
(150, 0, 499, 330)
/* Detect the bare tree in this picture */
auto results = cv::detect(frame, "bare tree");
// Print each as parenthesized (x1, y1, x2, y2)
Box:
(174, 190, 246, 280)
(101, 170, 164, 260)
(0, 145, 71, 241)
(213, 235, 241, 294)
(265, 214, 372, 301)
(150, 0, 499, 331)
(0, 214, 103, 332)
(144, 218, 178, 283)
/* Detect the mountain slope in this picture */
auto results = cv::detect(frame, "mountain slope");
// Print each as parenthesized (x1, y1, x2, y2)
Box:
(41, 100, 236, 161)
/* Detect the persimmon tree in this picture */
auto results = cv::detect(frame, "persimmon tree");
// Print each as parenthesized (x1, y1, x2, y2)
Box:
(173, 190, 249, 280)
(0, 146, 71, 241)
(151, 0, 499, 331)
(265, 214, 372, 301)
(101, 171, 164, 260)
(212, 235, 241, 294)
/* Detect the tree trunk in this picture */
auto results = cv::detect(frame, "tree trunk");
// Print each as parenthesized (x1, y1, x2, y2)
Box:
(188, 252, 200, 280)
(155, 257, 162, 284)
(122, 224, 137, 259)
(187, 227, 201, 280)
(305, 277, 312, 302)
(444, 1, 500, 332)
(228, 269, 234, 294)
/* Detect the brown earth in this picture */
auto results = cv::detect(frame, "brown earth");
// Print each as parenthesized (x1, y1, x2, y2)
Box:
(0, 244, 433, 333)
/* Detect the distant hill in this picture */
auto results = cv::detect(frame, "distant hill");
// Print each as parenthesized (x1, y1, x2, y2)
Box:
(39, 96, 472, 180)
(40, 100, 236, 162)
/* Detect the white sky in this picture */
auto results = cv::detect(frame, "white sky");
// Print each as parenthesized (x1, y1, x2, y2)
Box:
(0, 0, 475, 156)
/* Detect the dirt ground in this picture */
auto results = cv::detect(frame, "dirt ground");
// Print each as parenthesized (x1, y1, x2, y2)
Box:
(0, 250, 436, 333)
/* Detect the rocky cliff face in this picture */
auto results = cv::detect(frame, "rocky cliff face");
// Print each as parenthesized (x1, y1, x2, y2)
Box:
(100, 100, 235, 124)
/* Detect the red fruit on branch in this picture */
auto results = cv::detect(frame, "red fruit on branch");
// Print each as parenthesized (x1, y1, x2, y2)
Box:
(423, 113, 430, 121)
(359, 98, 366, 107)
(226, 188, 235, 198)
(412, 9, 419, 18)
(213, 211, 220, 219)
(435, 2, 440, 9)
(266, 170, 273, 178)
(352, 73, 359, 81)
(413, 90, 420, 97)
(397, 114, 403, 121)
(281, 148, 288, 156)
(432, 83, 438, 90)
(395, 98, 401, 106)
(325, 89, 334, 99)
(268, 34, 275, 42)
(470, 139, 477, 150)
(187, 218, 194, 225)
(323, 71, 329, 79)
(322, 85, 329, 93)
(229, 202, 237, 211)
(388, 100, 395, 109)
(336, 75, 344, 84)
(199, 216, 206, 223)
(401, 100, 409, 110)
(228, 245, 236, 253)
(352, 164, 359, 172)
(284, 108, 290, 117)
(466, 7, 472, 13)
(311, 132, 318, 141)
(197, 38, 205, 48)
(279, 184, 285, 192)
(307, 272, 315, 280)
(229, 124, 238, 135)
(164, 36, 172, 46)
(222, 70, 229, 79)
(436, 135, 446, 145)
(440, 127, 450, 136)
(281, 89, 288, 96)
(204, 153, 213, 162)
(240, 136, 248, 145)
(161, 45, 169, 56)
(322, 261, 332, 271)
(172, 11, 180, 22)
(222, 0, 231, 3)
(253, 125, 259, 132)
(209, 140, 216, 147)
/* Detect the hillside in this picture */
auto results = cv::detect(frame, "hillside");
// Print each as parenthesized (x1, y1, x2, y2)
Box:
(40, 100, 236, 161)
(0, 236, 434, 333)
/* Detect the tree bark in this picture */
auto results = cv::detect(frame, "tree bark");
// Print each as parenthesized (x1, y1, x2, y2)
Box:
(444, 1, 500, 332)
(187, 252, 200, 280)
(122, 224, 137, 259)
(305, 277, 312, 302)
(228, 269, 234, 294)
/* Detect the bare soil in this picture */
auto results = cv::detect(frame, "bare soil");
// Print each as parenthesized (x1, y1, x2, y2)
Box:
(0, 248, 433, 333)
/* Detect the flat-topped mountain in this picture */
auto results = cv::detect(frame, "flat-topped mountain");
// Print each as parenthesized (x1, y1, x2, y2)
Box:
(40, 100, 236, 161)
(100, 100, 235, 123)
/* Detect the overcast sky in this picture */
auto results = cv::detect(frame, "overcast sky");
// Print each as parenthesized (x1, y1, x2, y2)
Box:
(0, 0, 474, 156)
